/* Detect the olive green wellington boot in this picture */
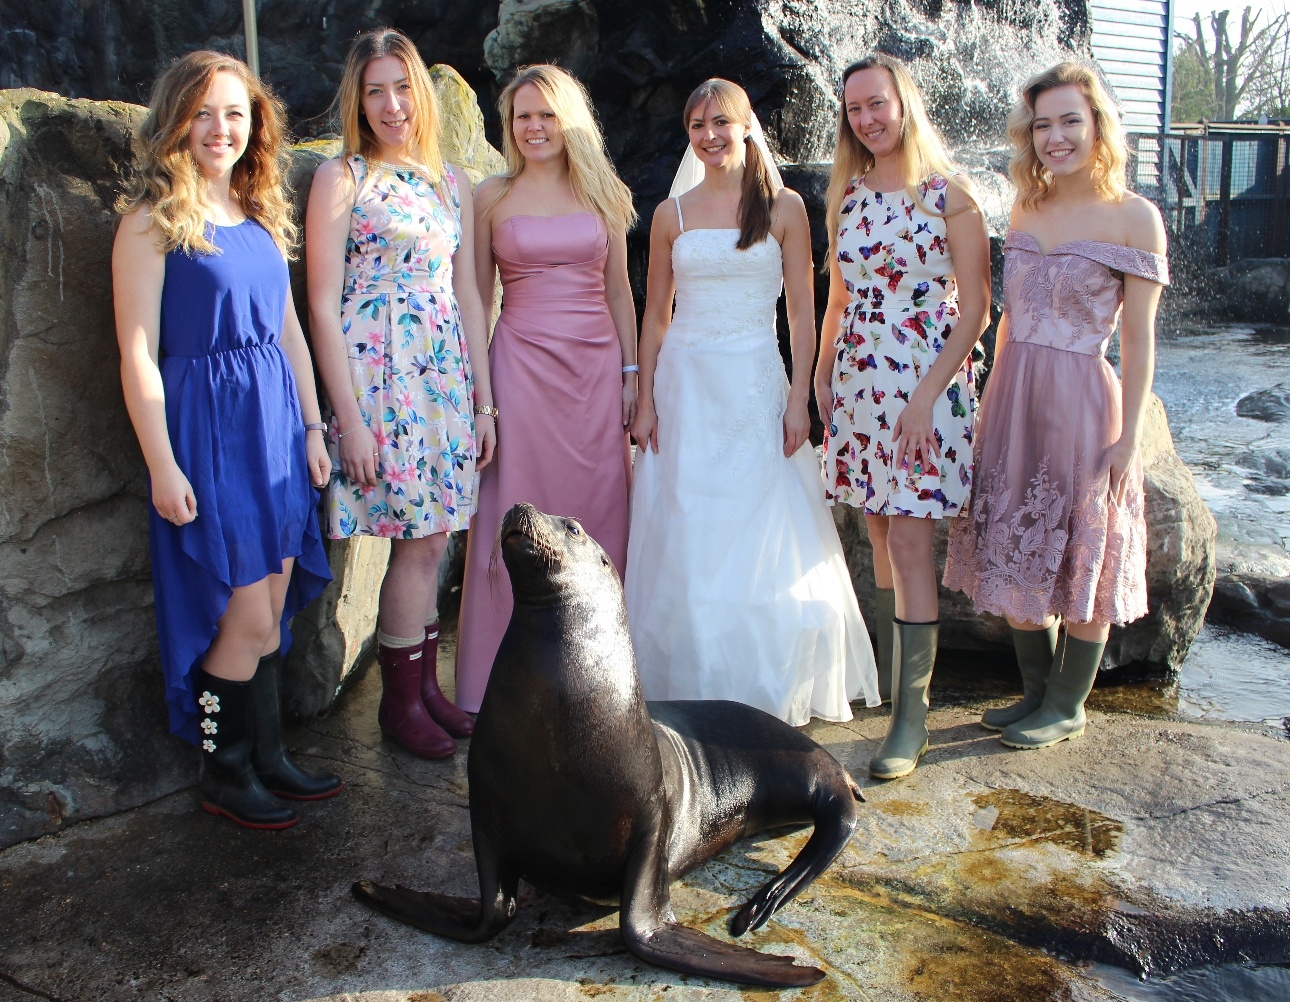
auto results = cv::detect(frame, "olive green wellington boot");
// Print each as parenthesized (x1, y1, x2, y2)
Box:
(1001, 635, 1104, 750)
(980, 622, 1061, 731)
(869, 621, 938, 780)
(873, 587, 896, 703)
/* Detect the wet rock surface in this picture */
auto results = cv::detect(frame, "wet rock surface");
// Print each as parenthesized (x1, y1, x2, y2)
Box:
(1, 631, 1286, 1001)
(1237, 383, 1290, 423)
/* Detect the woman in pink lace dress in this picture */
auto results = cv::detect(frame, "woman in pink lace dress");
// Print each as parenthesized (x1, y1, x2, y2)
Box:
(943, 63, 1168, 750)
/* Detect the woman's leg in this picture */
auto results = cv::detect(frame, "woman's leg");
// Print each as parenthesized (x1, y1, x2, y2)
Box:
(196, 577, 297, 829)
(1001, 618, 1108, 750)
(865, 516, 896, 702)
(246, 559, 345, 799)
(415, 537, 474, 736)
(376, 535, 456, 759)
(870, 516, 940, 780)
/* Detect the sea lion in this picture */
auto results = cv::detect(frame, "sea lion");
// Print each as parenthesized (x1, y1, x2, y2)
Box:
(354, 503, 864, 987)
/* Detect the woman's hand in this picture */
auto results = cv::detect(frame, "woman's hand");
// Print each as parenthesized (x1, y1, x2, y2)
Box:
(632, 398, 659, 454)
(152, 462, 197, 525)
(892, 388, 940, 474)
(622, 374, 639, 429)
(1105, 436, 1140, 505)
(338, 422, 380, 487)
(306, 429, 331, 488)
(814, 373, 834, 427)
(475, 413, 496, 471)
(783, 397, 810, 457)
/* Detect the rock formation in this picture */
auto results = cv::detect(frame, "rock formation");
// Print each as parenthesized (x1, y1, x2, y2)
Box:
(0, 67, 501, 849)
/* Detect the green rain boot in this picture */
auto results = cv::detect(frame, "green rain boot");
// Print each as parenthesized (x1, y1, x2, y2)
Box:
(1000, 635, 1104, 750)
(869, 621, 938, 780)
(981, 623, 1061, 731)
(872, 587, 895, 703)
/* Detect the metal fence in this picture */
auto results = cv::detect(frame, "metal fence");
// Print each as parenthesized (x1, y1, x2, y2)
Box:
(1130, 126, 1290, 267)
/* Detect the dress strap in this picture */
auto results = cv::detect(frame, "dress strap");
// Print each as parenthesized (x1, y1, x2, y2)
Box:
(674, 196, 685, 233)
(347, 154, 368, 188)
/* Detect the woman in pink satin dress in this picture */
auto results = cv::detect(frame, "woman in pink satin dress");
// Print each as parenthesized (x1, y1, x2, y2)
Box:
(455, 65, 639, 711)
(943, 63, 1168, 751)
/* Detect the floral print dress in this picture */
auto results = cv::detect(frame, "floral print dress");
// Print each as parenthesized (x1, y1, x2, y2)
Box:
(327, 156, 477, 539)
(822, 173, 976, 517)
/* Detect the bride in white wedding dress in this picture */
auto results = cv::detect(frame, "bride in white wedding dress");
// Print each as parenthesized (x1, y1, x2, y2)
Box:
(627, 78, 878, 726)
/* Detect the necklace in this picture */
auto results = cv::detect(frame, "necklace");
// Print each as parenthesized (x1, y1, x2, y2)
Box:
(368, 158, 425, 177)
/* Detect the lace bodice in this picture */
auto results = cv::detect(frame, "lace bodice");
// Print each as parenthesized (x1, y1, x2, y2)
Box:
(1003, 229, 1169, 358)
(671, 228, 783, 344)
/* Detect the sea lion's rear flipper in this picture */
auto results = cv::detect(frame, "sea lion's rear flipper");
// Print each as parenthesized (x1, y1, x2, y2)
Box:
(729, 780, 860, 937)
(352, 832, 518, 943)
(620, 812, 826, 988)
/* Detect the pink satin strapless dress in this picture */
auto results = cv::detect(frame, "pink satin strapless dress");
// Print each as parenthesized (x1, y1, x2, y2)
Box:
(455, 211, 631, 711)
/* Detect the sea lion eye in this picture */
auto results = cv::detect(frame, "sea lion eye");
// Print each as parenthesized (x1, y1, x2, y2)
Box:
(566, 521, 581, 535)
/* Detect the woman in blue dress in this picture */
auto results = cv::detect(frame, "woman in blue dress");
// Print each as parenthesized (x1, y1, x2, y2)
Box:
(114, 51, 340, 830)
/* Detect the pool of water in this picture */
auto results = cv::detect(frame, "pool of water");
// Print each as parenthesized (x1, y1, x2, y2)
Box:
(1092, 961, 1290, 1001)
(1175, 624, 1290, 727)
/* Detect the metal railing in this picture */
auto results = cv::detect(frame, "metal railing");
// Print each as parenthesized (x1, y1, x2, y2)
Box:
(1130, 126, 1290, 267)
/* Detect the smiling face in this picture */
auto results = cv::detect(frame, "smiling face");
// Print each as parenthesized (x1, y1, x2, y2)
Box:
(844, 66, 903, 160)
(688, 98, 747, 170)
(511, 82, 565, 164)
(187, 70, 250, 181)
(1031, 84, 1096, 177)
(361, 55, 415, 156)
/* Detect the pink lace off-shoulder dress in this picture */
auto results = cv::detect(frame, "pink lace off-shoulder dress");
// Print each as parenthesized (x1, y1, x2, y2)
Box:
(943, 229, 1170, 626)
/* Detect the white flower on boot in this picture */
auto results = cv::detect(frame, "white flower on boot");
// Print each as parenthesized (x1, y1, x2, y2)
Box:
(199, 691, 220, 713)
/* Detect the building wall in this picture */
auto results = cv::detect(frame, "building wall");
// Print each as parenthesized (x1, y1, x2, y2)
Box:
(1092, 0, 1172, 132)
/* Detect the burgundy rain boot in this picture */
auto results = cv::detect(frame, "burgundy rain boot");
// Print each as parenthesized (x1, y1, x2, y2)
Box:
(377, 640, 456, 759)
(419, 622, 474, 738)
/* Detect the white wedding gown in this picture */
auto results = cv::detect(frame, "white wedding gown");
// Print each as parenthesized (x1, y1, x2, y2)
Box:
(626, 204, 879, 725)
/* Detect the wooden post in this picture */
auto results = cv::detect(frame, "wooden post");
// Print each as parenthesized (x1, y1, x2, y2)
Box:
(242, 0, 260, 79)
(1217, 137, 1233, 267)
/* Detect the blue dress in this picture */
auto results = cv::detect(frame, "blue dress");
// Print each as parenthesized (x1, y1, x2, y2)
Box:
(151, 220, 331, 744)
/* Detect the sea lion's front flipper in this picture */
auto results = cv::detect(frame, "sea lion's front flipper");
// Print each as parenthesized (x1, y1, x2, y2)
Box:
(619, 812, 826, 988)
(730, 780, 860, 937)
(352, 831, 518, 942)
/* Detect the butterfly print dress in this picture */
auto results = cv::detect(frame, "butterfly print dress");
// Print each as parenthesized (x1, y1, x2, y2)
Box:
(822, 173, 976, 517)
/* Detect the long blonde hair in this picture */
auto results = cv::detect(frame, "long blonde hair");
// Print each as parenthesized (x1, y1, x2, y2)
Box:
(825, 54, 963, 256)
(485, 65, 637, 233)
(1008, 61, 1128, 209)
(682, 79, 776, 250)
(336, 29, 447, 191)
(117, 50, 295, 257)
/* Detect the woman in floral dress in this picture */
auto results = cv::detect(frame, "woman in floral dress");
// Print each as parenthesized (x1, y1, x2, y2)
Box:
(943, 63, 1167, 751)
(814, 54, 990, 779)
(308, 29, 494, 759)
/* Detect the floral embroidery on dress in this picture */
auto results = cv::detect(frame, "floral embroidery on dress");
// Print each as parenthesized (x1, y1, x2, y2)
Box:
(943, 230, 1166, 625)
(327, 157, 478, 539)
(823, 173, 975, 517)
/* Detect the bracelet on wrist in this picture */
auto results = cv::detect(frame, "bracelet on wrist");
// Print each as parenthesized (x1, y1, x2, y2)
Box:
(304, 422, 326, 434)
(337, 423, 364, 439)
(622, 364, 640, 374)
(474, 404, 499, 419)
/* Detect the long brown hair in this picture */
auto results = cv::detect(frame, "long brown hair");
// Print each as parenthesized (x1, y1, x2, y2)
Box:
(825, 54, 965, 257)
(117, 50, 295, 256)
(1008, 61, 1128, 209)
(485, 65, 636, 232)
(335, 28, 446, 193)
(682, 79, 775, 250)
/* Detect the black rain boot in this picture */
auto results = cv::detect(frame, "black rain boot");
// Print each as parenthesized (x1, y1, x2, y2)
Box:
(249, 652, 344, 801)
(197, 670, 297, 830)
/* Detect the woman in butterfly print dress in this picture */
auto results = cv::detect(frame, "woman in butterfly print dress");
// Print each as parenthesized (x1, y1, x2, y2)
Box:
(814, 54, 990, 780)
(308, 30, 494, 760)
(943, 63, 1167, 751)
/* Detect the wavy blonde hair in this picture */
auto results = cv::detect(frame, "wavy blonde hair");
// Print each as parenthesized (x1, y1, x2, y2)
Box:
(825, 54, 967, 257)
(117, 50, 295, 257)
(1009, 62, 1127, 209)
(336, 28, 447, 196)
(483, 65, 637, 233)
